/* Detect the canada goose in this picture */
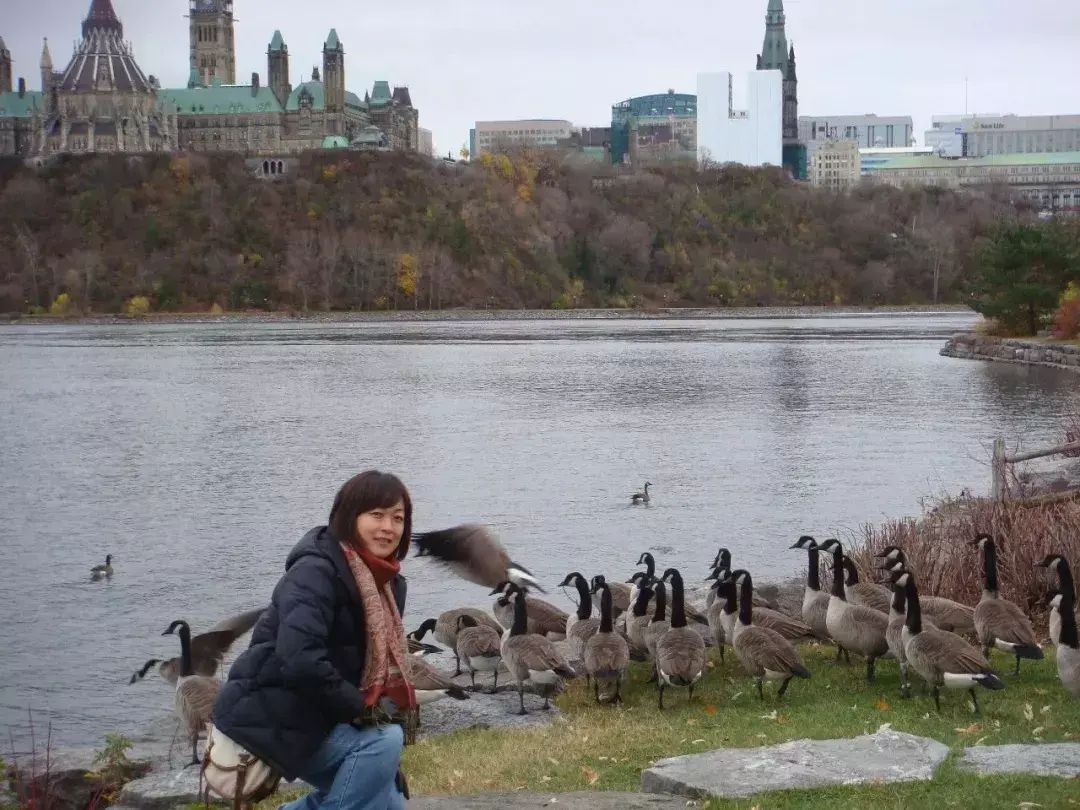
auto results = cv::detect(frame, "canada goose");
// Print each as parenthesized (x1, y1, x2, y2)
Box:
(559, 573, 601, 660)
(637, 553, 709, 627)
(789, 535, 849, 663)
(707, 552, 773, 610)
(130, 607, 266, 685)
(162, 620, 223, 765)
(643, 579, 671, 666)
(631, 482, 651, 504)
(839, 554, 892, 614)
(1050, 589, 1080, 698)
(589, 575, 632, 617)
(897, 570, 1005, 713)
(408, 655, 470, 705)
(91, 555, 114, 579)
(875, 547, 976, 634)
(412, 524, 544, 592)
(704, 574, 729, 664)
(625, 580, 656, 651)
(627, 570, 662, 620)
(583, 583, 630, 705)
(884, 568, 933, 699)
(414, 610, 504, 676)
(654, 569, 707, 709)
(823, 540, 891, 683)
(500, 586, 576, 714)
(728, 569, 810, 700)
(491, 582, 568, 640)
(455, 614, 502, 693)
(1035, 554, 1079, 647)
(973, 535, 1044, 675)
(710, 570, 815, 643)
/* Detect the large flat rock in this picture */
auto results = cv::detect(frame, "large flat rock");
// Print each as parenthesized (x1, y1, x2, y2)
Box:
(957, 743, 1080, 778)
(641, 728, 949, 799)
(117, 767, 205, 810)
(408, 792, 696, 809)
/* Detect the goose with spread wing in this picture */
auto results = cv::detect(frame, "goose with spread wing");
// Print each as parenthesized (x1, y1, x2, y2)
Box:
(412, 524, 544, 592)
(130, 607, 266, 686)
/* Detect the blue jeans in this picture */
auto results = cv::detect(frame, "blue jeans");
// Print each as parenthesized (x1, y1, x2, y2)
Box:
(282, 723, 405, 810)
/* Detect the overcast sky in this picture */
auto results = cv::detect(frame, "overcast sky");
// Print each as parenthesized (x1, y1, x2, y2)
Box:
(4, 0, 1079, 156)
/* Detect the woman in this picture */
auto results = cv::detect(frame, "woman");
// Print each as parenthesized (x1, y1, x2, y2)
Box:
(212, 470, 416, 810)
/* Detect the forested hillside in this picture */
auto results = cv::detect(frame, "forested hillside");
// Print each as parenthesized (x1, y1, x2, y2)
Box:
(0, 149, 1036, 314)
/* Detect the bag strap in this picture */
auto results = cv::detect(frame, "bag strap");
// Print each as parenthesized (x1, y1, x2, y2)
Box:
(233, 757, 249, 810)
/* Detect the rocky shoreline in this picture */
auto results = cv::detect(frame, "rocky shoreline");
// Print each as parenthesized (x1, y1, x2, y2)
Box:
(940, 332, 1080, 373)
(3, 305, 970, 327)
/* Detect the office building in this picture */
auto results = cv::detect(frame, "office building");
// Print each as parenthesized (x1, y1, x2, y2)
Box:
(470, 119, 572, 157)
(808, 139, 860, 190)
(923, 114, 1080, 159)
(799, 115, 915, 154)
(610, 91, 697, 165)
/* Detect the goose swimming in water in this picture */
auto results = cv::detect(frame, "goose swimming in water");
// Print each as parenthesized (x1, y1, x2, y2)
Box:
(630, 482, 651, 505)
(91, 555, 114, 579)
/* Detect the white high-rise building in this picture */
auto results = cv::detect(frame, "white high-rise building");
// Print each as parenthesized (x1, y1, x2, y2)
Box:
(696, 70, 782, 168)
(923, 114, 1080, 158)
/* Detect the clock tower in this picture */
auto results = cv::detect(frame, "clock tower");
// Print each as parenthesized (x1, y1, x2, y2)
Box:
(188, 0, 235, 85)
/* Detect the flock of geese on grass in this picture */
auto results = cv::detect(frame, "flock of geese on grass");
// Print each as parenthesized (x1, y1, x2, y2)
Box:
(124, 524, 1080, 767)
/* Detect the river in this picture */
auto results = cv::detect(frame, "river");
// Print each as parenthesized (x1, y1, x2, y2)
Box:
(2, 312, 1078, 750)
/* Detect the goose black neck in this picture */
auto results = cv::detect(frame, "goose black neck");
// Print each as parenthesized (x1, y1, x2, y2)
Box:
(806, 547, 821, 591)
(983, 539, 998, 594)
(632, 585, 652, 617)
(599, 585, 614, 633)
(510, 593, 529, 636)
(1059, 558, 1076, 601)
(1059, 589, 1079, 649)
(903, 578, 923, 634)
(738, 575, 754, 626)
(720, 579, 737, 616)
(843, 557, 859, 586)
(668, 572, 687, 629)
(830, 550, 846, 600)
(890, 580, 907, 614)
(714, 549, 730, 570)
(651, 581, 666, 622)
(572, 575, 592, 620)
(643, 556, 655, 578)
(178, 623, 193, 677)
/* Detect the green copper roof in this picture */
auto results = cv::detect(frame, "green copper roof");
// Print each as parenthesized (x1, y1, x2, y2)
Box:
(159, 83, 284, 115)
(286, 81, 323, 111)
(325, 28, 341, 50)
(322, 135, 348, 148)
(872, 151, 1080, 171)
(0, 89, 44, 118)
(268, 30, 285, 52)
(768, 0, 784, 11)
(345, 91, 363, 109)
(370, 80, 391, 105)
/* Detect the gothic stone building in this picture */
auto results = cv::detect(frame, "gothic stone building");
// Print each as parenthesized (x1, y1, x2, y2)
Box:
(0, 0, 418, 157)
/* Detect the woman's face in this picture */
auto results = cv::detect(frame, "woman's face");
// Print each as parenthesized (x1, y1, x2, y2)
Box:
(355, 499, 406, 559)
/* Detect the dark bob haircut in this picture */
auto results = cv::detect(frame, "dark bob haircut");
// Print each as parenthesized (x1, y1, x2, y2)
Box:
(328, 470, 413, 560)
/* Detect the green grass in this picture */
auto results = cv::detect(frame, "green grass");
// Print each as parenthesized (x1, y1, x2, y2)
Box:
(393, 642, 1077, 804)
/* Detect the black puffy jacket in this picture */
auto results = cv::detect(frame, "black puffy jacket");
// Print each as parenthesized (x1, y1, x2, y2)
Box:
(211, 526, 407, 780)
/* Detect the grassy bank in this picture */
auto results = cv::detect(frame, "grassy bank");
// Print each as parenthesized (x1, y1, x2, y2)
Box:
(395, 645, 1075, 796)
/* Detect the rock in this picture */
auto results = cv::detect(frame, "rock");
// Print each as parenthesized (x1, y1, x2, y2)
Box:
(7, 746, 152, 810)
(640, 728, 949, 799)
(117, 767, 205, 810)
(408, 792, 696, 809)
(417, 688, 564, 740)
(956, 743, 1080, 778)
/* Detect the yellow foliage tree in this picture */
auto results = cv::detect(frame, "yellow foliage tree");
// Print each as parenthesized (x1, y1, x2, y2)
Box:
(49, 292, 74, 316)
(459, 145, 470, 161)
(123, 295, 151, 315)
(396, 252, 419, 304)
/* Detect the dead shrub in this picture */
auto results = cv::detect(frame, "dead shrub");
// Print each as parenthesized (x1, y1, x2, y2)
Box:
(845, 496, 1080, 635)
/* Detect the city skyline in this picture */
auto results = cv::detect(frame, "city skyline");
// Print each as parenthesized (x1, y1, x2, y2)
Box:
(3, 0, 1079, 157)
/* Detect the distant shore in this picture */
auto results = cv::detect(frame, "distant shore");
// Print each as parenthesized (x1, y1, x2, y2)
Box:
(3, 304, 972, 326)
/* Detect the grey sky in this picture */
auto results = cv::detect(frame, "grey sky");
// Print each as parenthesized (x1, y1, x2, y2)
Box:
(4, 0, 1079, 157)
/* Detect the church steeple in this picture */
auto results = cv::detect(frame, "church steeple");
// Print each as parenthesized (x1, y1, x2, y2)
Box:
(0, 35, 11, 94)
(757, 0, 789, 75)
